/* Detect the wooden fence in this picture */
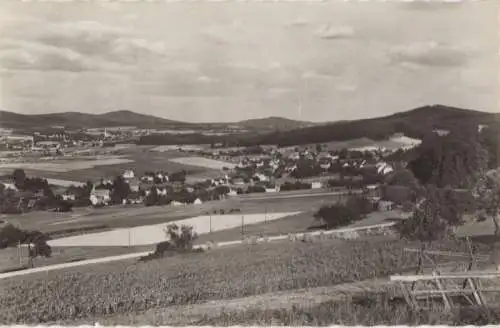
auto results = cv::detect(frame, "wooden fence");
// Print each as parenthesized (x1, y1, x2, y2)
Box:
(391, 270, 500, 310)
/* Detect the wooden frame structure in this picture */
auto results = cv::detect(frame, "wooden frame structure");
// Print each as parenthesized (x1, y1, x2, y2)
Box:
(394, 238, 498, 311)
(391, 270, 500, 310)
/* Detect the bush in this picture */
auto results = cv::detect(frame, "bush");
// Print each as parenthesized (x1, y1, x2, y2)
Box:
(402, 201, 414, 212)
(246, 186, 266, 194)
(280, 181, 312, 191)
(313, 204, 362, 229)
(345, 196, 374, 216)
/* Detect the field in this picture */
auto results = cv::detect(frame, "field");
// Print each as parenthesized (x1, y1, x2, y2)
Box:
(0, 236, 491, 325)
(0, 147, 221, 182)
(48, 212, 300, 247)
(5, 189, 350, 236)
(0, 157, 133, 173)
(169, 156, 236, 170)
(297, 134, 421, 152)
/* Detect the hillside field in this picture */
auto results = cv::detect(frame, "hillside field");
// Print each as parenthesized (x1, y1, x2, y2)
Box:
(0, 236, 491, 325)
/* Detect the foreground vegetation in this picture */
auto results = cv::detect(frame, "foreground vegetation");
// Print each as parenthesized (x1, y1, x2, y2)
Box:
(0, 236, 487, 324)
(194, 295, 500, 326)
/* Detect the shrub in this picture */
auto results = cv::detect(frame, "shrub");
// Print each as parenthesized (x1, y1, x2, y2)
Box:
(402, 201, 414, 212)
(247, 186, 266, 194)
(313, 204, 362, 229)
(345, 196, 374, 216)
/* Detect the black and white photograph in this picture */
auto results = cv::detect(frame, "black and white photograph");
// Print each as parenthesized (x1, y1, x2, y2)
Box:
(0, 0, 499, 325)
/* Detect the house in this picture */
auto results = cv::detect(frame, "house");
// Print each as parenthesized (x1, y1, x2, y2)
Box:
(61, 191, 76, 201)
(253, 173, 270, 182)
(128, 177, 141, 192)
(193, 198, 203, 205)
(311, 181, 323, 189)
(90, 186, 111, 206)
(376, 162, 394, 175)
(141, 175, 154, 183)
(320, 162, 331, 170)
(123, 169, 135, 180)
(378, 200, 394, 212)
(1, 182, 18, 192)
(123, 192, 143, 205)
(265, 186, 279, 193)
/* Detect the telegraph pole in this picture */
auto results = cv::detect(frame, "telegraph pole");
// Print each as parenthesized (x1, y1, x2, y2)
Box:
(241, 214, 244, 240)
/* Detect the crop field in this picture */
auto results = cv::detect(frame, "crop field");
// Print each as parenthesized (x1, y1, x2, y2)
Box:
(2, 148, 220, 183)
(0, 236, 489, 325)
(48, 212, 301, 247)
(169, 157, 236, 170)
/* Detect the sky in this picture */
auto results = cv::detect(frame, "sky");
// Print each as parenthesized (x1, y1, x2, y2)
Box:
(0, 0, 498, 123)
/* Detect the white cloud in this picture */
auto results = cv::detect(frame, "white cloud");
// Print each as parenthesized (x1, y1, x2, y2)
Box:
(315, 24, 354, 40)
(286, 17, 309, 28)
(196, 75, 219, 83)
(0, 39, 125, 72)
(389, 41, 472, 67)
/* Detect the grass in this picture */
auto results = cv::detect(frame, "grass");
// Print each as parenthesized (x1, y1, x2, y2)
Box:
(0, 245, 152, 274)
(191, 296, 500, 326)
(0, 236, 487, 324)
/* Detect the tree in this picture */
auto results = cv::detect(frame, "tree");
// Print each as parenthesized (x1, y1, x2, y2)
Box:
(345, 196, 374, 217)
(164, 224, 198, 250)
(408, 127, 488, 189)
(144, 187, 159, 206)
(316, 143, 322, 153)
(386, 169, 419, 190)
(473, 169, 500, 237)
(313, 204, 361, 229)
(25, 231, 52, 268)
(12, 169, 26, 189)
(395, 186, 460, 244)
(111, 176, 131, 204)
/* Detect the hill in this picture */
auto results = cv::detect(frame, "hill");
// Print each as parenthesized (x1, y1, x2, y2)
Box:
(236, 116, 317, 132)
(231, 104, 499, 147)
(0, 110, 192, 132)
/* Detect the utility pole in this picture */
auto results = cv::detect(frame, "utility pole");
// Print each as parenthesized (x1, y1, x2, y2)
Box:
(209, 214, 212, 233)
(241, 214, 244, 240)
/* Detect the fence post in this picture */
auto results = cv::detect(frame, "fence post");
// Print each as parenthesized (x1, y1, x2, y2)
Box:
(432, 271, 452, 311)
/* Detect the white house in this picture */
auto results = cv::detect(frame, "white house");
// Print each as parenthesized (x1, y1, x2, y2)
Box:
(376, 162, 394, 175)
(378, 200, 394, 212)
(311, 181, 323, 189)
(253, 173, 270, 182)
(193, 198, 203, 205)
(1, 183, 18, 192)
(61, 193, 76, 201)
(320, 162, 331, 170)
(90, 188, 111, 206)
(123, 169, 135, 180)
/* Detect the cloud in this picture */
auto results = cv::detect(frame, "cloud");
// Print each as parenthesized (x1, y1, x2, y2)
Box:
(200, 21, 250, 46)
(389, 41, 472, 67)
(286, 17, 309, 28)
(196, 75, 219, 83)
(315, 24, 354, 40)
(0, 39, 124, 72)
(0, 19, 170, 72)
(301, 70, 334, 80)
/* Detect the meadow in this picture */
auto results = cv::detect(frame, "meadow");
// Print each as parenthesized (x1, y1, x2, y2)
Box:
(48, 212, 301, 247)
(169, 156, 236, 170)
(0, 236, 488, 325)
(6, 148, 220, 183)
